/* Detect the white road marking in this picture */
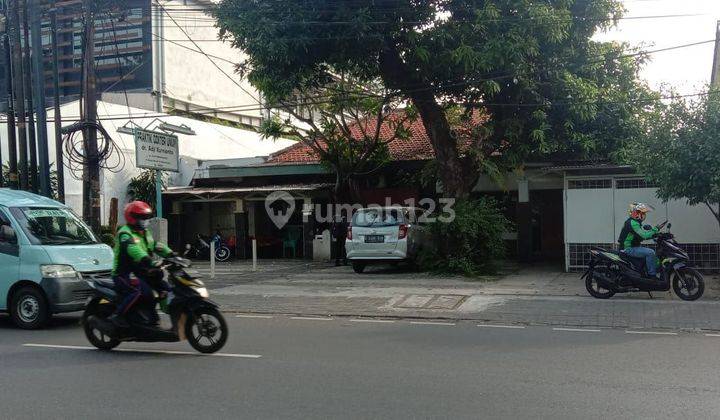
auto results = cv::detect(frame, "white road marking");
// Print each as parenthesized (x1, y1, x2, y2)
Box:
(553, 328, 602, 333)
(290, 316, 334, 321)
(22, 344, 262, 358)
(235, 314, 274, 319)
(625, 331, 678, 336)
(409, 321, 456, 326)
(477, 324, 526, 329)
(704, 334, 720, 337)
(349, 319, 396, 324)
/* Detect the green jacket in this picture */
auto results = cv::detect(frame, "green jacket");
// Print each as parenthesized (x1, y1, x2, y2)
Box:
(618, 217, 658, 250)
(112, 224, 173, 277)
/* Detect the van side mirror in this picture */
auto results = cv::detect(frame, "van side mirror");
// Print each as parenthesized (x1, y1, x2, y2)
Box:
(0, 225, 17, 243)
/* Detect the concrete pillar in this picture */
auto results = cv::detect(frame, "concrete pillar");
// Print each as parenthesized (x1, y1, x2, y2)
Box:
(302, 198, 314, 260)
(516, 179, 532, 263)
(233, 199, 248, 259)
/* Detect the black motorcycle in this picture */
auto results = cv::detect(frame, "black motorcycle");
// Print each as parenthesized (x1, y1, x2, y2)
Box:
(582, 221, 705, 301)
(82, 257, 228, 354)
(184, 234, 232, 262)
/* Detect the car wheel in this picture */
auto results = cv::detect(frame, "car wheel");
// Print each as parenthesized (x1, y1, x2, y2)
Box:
(10, 286, 50, 329)
(352, 262, 366, 274)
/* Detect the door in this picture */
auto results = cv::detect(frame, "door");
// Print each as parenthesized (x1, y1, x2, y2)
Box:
(0, 208, 20, 311)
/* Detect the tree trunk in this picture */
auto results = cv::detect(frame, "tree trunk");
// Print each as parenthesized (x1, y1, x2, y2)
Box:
(378, 46, 472, 198)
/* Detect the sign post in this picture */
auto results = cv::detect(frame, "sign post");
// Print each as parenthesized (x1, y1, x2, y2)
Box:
(133, 128, 180, 217)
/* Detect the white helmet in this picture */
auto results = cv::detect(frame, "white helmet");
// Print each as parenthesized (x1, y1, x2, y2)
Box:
(629, 202, 654, 216)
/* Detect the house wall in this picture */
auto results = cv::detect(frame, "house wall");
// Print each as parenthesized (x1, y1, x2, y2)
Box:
(564, 175, 720, 271)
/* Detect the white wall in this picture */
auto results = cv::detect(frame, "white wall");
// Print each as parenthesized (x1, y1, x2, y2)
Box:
(161, 1, 265, 125)
(565, 187, 615, 243)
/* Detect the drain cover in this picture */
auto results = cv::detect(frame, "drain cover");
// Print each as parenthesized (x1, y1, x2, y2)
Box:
(394, 294, 468, 310)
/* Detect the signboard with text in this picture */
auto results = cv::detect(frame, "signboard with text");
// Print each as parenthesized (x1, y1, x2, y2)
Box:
(134, 128, 180, 172)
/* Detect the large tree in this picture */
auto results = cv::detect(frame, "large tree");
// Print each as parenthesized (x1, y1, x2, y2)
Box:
(625, 89, 720, 228)
(215, 0, 655, 197)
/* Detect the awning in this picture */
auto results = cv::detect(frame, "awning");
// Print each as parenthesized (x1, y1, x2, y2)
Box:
(163, 183, 333, 198)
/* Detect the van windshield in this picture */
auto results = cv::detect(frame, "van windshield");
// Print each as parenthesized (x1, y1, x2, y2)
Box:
(352, 208, 405, 227)
(11, 207, 98, 245)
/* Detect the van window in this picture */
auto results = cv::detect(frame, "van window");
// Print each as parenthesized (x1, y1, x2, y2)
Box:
(10, 207, 98, 245)
(352, 208, 405, 227)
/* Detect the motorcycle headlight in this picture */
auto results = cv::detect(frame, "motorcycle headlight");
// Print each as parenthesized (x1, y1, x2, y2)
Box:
(41, 264, 78, 278)
(195, 287, 209, 298)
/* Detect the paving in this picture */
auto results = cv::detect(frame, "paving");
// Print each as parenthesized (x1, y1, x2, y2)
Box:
(2, 315, 720, 419)
(185, 259, 720, 331)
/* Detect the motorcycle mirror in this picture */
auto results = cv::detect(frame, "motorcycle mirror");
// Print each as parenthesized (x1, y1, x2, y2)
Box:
(667, 223, 672, 229)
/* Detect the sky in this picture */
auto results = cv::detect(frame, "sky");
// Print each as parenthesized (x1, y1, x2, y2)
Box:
(596, 0, 720, 95)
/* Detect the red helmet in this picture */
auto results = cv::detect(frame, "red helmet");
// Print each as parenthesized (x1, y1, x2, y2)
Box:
(124, 201, 153, 225)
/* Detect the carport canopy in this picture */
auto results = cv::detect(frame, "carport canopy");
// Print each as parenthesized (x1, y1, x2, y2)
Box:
(163, 183, 333, 201)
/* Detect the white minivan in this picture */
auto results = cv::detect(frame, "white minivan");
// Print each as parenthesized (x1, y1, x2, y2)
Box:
(345, 206, 430, 273)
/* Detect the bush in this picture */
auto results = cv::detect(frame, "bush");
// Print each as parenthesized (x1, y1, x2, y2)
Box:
(419, 198, 511, 276)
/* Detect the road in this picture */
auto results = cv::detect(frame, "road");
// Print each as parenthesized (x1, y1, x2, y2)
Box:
(1, 314, 720, 419)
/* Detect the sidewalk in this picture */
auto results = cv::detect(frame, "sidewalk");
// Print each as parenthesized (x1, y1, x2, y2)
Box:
(197, 260, 720, 330)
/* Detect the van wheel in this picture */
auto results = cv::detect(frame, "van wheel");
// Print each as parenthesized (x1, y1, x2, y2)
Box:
(10, 286, 50, 329)
(352, 262, 366, 274)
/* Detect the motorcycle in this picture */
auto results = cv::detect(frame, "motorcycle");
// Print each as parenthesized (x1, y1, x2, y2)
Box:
(82, 257, 229, 354)
(184, 234, 232, 262)
(582, 221, 705, 301)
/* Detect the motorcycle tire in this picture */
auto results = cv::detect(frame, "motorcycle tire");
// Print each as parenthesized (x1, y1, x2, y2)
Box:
(185, 307, 228, 354)
(672, 267, 705, 301)
(83, 301, 121, 351)
(215, 246, 232, 262)
(585, 270, 616, 299)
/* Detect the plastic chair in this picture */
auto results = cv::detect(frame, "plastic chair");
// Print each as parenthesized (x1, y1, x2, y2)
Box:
(282, 226, 303, 258)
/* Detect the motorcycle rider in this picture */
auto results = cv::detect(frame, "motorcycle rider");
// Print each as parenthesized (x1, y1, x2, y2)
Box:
(618, 202, 660, 279)
(108, 201, 175, 328)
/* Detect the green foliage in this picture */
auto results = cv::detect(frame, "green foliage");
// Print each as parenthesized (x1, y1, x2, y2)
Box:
(127, 170, 166, 209)
(419, 198, 511, 276)
(100, 225, 116, 247)
(624, 88, 720, 225)
(2, 163, 60, 200)
(215, 0, 656, 196)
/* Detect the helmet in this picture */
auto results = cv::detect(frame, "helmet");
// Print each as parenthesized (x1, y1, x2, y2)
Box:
(124, 201, 153, 227)
(629, 202, 654, 218)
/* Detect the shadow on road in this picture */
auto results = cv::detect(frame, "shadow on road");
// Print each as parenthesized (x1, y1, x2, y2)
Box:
(0, 313, 81, 330)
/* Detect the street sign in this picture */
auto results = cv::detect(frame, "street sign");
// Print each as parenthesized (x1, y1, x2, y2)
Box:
(134, 128, 180, 172)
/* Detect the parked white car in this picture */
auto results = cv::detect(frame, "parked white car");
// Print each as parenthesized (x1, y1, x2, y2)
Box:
(345, 206, 431, 273)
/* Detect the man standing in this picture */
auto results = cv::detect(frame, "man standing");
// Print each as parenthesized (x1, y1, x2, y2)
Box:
(332, 215, 349, 266)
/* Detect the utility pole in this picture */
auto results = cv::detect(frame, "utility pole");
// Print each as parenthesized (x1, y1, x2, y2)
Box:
(50, 2, 63, 202)
(8, 0, 27, 190)
(21, 0, 37, 193)
(2, 7, 15, 188)
(82, 0, 100, 232)
(712, 21, 720, 88)
(29, 0, 50, 197)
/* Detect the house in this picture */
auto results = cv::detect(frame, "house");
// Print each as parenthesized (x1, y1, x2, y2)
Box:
(163, 116, 720, 270)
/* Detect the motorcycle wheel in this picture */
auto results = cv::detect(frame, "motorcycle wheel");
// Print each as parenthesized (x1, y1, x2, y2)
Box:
(83, 302, 121, 351)
(672, 267, 705, 301)
(185, 307, 228, 354)
(585, 269, 616, 299)
(215, 246, 232, 262)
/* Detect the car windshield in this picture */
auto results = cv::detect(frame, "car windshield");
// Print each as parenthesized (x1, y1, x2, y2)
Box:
(11, 207, 98, 245)
(352, 208, 405, 227)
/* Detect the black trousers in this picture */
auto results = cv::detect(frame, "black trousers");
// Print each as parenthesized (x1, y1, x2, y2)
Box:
(334, 237, 347, 262)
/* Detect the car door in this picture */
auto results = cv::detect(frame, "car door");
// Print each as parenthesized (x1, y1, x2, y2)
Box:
(0, 208, 20, 311)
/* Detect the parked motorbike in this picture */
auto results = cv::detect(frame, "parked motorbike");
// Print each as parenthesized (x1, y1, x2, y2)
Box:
(82, 257, 228, 354)
(184, 234, 232, 262)
(582, 221, 705, 301)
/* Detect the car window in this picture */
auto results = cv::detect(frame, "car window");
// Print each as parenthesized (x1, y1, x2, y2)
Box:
(352, 208, 405, 227)
(10, 207, 98, 246)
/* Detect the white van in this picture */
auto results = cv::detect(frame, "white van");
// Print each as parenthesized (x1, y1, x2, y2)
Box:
(345, 206, 430, 273)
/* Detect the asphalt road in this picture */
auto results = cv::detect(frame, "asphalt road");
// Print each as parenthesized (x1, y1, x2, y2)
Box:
(1, 313, 719, 419)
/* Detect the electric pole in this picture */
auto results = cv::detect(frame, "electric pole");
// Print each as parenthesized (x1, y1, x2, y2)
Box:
(51, 2, 64, 202)
(8, 0, 27, 190)
(30, 0, 50, 197)
(82, 0, 100, 232)
(2, 6, 15, 189)
(21, 0, 37, 193)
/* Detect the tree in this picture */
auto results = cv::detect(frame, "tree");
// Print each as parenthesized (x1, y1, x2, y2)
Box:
(215, 0, 655, 197)
(624, 89, 720, 227)
(260, 77, 414, 203)
(127, 170, 166, 209)
(2, 163, 59, 200)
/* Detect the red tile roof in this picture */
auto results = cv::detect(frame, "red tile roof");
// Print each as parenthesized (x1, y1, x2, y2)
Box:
(267, 112, 483, 165)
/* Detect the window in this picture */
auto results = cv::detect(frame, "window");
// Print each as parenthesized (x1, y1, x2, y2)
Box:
(352, 208, 405, 227)
(10, 207, 98, 246)
(615, 178, 657, 189)
(567, 179, 612, 189)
